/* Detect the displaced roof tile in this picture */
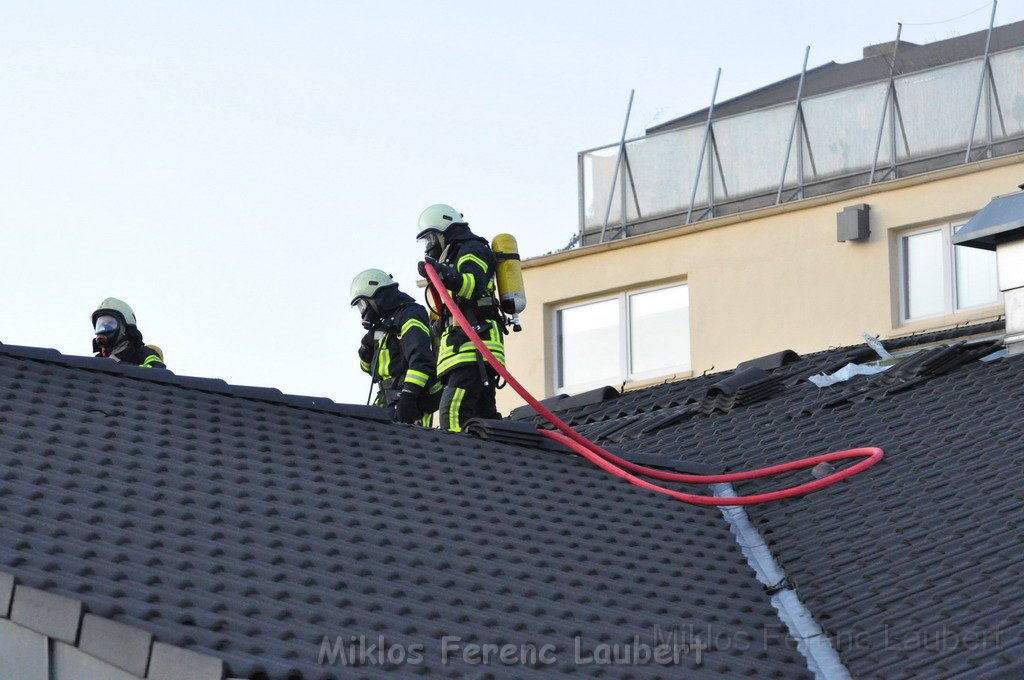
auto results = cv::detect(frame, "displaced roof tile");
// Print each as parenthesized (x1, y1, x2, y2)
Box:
(736, 349, 800, 372)
(701, 367, 783, 414)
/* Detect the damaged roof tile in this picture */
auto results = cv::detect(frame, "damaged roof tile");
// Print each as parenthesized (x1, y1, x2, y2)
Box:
(539, 321, 1024, 678)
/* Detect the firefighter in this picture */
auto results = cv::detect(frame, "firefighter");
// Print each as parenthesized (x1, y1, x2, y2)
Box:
(91, 298, 166, 368)
(416, 204, 504, 432)
(351, 268, 441, 426)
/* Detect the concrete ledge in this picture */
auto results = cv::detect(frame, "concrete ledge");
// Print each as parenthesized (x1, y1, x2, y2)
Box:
(0, 571, 14, 618)
(147, 642, 224, 680)
(80, 613, 153, 677)
(9, 585, 82, 644)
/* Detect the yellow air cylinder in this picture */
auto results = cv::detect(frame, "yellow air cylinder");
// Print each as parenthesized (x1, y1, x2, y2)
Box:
(491, 233, 526, 315)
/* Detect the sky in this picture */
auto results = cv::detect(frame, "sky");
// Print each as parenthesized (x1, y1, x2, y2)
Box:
(2, 0, 1023, 406)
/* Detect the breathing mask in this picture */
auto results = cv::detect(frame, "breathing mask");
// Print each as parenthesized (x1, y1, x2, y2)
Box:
(355, 298, 381, 328)
(93, 314, 122, 356)
(418, 231, 444, 260)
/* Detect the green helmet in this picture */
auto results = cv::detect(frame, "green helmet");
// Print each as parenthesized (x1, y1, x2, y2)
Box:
(92, 297, 137, 327)
(349, 268, 397, 305)
(416, 203, 466, 240)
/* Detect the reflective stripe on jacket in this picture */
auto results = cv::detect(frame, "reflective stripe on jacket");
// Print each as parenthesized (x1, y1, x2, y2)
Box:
(435, 236, 505, 378)
(357, 301, 438, 401)
(98, 344, 166, 369)
(437, 320, 505, 376)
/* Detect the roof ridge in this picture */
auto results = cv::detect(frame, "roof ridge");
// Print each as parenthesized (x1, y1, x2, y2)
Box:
(647, 19, 1024, 134)
(0, 342, 391, 422)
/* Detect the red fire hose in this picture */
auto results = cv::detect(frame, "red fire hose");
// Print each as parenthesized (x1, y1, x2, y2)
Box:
(424, 264, 883, 506)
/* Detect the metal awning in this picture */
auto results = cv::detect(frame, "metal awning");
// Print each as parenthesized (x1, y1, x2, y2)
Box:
(952, 190, 1024, 251)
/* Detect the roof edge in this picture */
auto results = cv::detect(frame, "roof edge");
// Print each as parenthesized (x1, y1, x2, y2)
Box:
(0, 570, 224, 679)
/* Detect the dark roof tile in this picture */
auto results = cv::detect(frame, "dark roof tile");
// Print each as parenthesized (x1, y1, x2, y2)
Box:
(2, 320, 1010, 678)
(735, 349, 800, 372)
(0, 344, 812, 679)
(570, 326, 1024, 678)
(701, 367, 783, 414)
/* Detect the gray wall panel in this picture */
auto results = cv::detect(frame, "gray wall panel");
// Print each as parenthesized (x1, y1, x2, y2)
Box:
(0, 619, 48, 680)
(147, 642, 224, 680)
(0, 571, 13, 618)
(78, 613, 152, 676)
(52, 641, 145, 680)
(9, 585, 82, 644)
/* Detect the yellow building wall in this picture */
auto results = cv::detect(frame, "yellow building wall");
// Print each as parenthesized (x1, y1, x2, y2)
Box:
(497, 155, 1024, 414)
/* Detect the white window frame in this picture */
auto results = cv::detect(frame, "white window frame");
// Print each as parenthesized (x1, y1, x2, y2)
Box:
(553, 282, 691, 394)
(898, 220, 1001, 323)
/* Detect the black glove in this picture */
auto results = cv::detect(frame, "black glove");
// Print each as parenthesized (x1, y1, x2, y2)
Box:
(419, 256, 461, 290)
(394, 388, 421, 424)
(358, 329, 375, 363)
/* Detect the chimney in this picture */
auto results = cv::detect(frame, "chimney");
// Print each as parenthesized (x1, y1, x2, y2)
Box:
(952, 184, 1024, 354)
(862, 39, 918, 60)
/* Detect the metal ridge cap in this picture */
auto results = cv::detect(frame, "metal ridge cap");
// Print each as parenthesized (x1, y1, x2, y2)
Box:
(711, 483, 852, 680)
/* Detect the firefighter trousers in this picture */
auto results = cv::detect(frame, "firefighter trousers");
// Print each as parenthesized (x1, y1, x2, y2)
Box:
(439, 363, 499, 432)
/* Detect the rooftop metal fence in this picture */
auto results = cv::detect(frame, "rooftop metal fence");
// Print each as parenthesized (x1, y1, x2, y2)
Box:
(579, 41, 1024, 242)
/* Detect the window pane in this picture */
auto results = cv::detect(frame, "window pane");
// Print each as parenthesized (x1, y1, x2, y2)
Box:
(955, 244, 999, 309)
(629, 285, 690, 375)
(557, 299, 620, 388)
(953, 222, 999, 310)
(905, 230, 945, 319)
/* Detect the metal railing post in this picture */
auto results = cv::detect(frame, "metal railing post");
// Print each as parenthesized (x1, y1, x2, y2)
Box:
(870, 24, 904, 184)
(686, 69, 721, 224)
(965, 1, 998, 164)
(599, 90, 635, 243)
(777, 47, 810, 204)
